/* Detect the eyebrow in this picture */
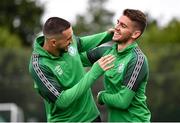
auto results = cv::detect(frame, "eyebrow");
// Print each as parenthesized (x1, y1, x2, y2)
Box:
(121, 22, 128, 27)
(117, 19, 127, 27)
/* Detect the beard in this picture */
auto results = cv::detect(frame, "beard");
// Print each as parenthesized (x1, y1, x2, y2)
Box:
(113, 36, 130, 44)
(112, 32, 132, 44)
(58, 47, 68, 56)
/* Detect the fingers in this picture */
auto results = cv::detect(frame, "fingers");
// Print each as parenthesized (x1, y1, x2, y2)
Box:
(99, 54, 114, 62)
(104, 64, 114, 71)
(108, 28, 115, 34)
(103, 55, 115, 64)
(98, 55, 115, 71)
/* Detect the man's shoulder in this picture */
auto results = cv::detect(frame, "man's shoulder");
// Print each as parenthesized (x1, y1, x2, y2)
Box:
(132, 47, 146, 57)
(29, 53, 49, 69)
(128, 47, 148, 65)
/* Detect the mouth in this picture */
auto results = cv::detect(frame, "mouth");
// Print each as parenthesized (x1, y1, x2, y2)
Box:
(112, 31, 122, 41)
(113, 32, 120, 37)
(114, 31, 121, 35)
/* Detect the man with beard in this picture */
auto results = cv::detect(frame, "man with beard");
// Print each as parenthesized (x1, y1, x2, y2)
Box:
(29, 17, 115, 122)
(81, 9, 151, 122)
(97, 8, 151, 122)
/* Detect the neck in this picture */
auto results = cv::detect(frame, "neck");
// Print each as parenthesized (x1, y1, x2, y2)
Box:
(117, 39, 134, 51)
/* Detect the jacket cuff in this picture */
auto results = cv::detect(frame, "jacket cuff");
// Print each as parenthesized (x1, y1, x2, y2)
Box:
(89, 62, 104, 79)
(97, 91, 105, 105)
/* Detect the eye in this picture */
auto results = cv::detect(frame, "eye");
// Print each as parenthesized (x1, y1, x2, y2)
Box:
(122, 25, 126, 28)
(117, 19, 120, 24)
(66, 36, 72, 41)
(121, 23, 127, 28)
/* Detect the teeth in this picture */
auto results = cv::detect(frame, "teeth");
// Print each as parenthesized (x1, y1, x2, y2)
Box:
(114, 32, 120, 35)
(115, 31, 120, 34)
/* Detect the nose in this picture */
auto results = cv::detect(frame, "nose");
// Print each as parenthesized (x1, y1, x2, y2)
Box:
(115, 26, 120, 32)
(114, 24, 120, 31)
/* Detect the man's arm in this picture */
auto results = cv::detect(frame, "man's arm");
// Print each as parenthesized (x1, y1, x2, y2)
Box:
(80, 46, 112, 67)
(76, 31, 113, 52)
(98, 54, 149, 109)
(29, 54, 115, 109)
(29, 57, 62, 104)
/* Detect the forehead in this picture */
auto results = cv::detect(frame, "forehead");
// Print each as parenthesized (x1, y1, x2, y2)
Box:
(62, 27, 73, 37)
(118, 15, 132, 25)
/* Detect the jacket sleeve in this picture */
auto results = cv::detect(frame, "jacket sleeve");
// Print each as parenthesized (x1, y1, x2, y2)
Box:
(98, 53, 149, 109)
(80, 46, 112, 67)
(98, 87, 135, 109)
(76, 31, 113, 52)
(55, 62, 104, 109)
(29, 54, 104, 109)
(29, 58, 62, 104)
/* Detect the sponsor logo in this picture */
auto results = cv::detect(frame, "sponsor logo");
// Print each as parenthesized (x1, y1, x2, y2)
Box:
(55, 65, 63, 76)
(68, 45, 77, 56)
(118, 63, 124, 73)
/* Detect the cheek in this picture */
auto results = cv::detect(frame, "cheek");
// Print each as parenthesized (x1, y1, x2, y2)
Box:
(57, 42, 65, 49)
(122, 30, 131, 36)
(63, 41, 71, 49)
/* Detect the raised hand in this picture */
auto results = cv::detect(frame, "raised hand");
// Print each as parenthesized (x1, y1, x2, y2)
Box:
(108, 28, 115, 34)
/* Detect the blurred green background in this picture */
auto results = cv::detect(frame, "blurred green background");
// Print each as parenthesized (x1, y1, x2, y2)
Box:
(0, 0, 180, 122)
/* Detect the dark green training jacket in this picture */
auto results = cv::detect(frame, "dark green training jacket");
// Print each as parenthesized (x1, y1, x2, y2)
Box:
(29, 32, 112, 122)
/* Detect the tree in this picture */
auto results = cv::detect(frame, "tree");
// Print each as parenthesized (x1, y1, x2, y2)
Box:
(0, 0, 44, 46)
(0, 27, 22, 49)
(0, 47, 45, 122)
(139, 18, 180, 121)
(0, 0, 45, 121)
(73, 0, 114, 35)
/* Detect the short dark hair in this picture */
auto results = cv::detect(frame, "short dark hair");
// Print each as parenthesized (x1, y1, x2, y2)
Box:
(43, 17, 71, 37)
(123, 9, 147, 33)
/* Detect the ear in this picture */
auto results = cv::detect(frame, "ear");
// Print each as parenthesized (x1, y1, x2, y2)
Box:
(50, 38, 57, 47)
(132, 30, 141, 39)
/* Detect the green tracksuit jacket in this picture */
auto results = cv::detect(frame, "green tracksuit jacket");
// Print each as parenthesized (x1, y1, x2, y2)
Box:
(29, 31, 112, 122)
(82, 42, 151, 122)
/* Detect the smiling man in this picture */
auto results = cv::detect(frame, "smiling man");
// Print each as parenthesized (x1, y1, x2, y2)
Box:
(96, 9, 151, 122)
(29, 17, 115, 122)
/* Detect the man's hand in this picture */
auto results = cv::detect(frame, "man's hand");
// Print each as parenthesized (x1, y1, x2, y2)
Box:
(108, 28, 115, 34)
(97, 91, 106, 105)
(97, 55, 115, 71)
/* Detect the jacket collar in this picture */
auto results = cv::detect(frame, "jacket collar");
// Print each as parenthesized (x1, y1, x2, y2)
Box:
(33, 36, 60, 59)
(113, 41, 138, 55)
